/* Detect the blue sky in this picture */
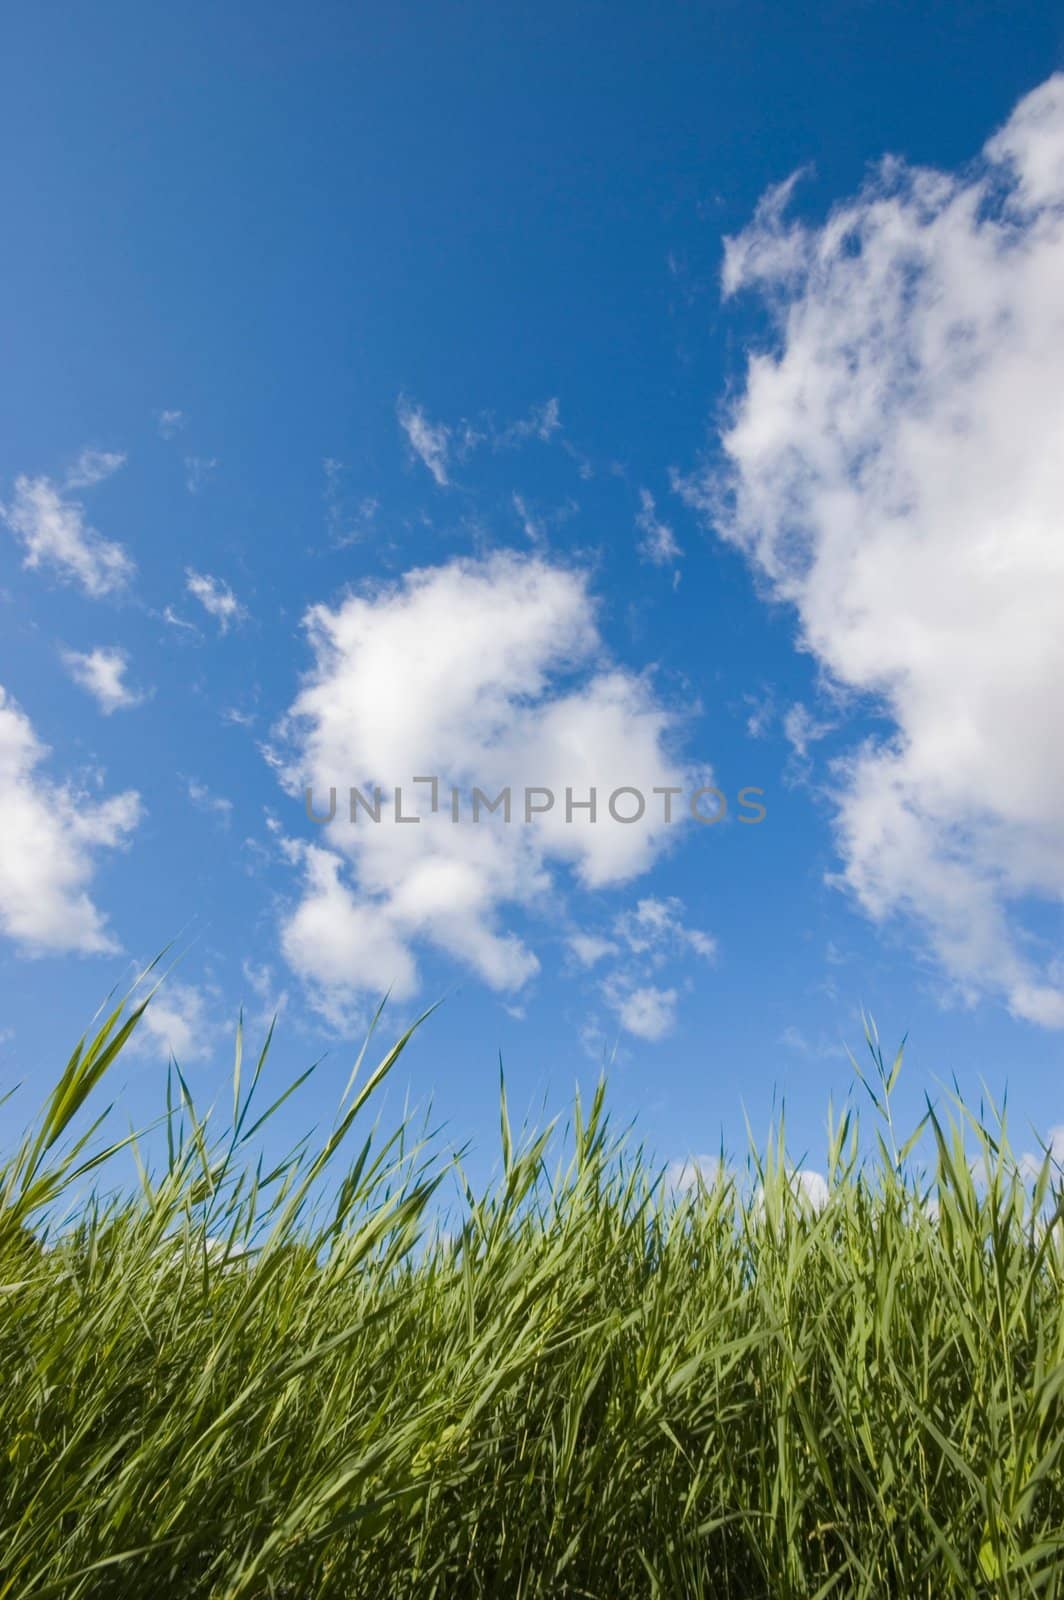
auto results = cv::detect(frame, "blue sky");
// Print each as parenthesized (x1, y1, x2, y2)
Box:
(2, 2, 1064, 1187)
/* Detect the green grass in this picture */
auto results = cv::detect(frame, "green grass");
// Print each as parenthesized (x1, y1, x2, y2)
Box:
(3, 991, 1064, 1598)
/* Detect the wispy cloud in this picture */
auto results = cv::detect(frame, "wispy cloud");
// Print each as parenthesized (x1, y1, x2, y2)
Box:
(496, 397, 561, 447)
(65, 449, 127, 489)
(635, 488, 682, 569)
(1, 463, 134, 596)
(184, 456, 218, 494)
(397, 398, 451, 486)
(157, 409, 185, 439)
(566, 932, 618, 969)
(779, 1024, 848, 1062)
(187, 778, 233, 826)
(398, 395, 565, 489)
(162, 604, 199, 635)
(782, 704, 834, 761)
(573, 896, 716, 1042)
(61, 646, 147, 714)
(185, 569, 247, 632)
(323, 459, 379, 546)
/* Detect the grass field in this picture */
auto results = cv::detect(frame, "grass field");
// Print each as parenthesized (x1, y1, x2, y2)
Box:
(3, 989, 1064, 1598)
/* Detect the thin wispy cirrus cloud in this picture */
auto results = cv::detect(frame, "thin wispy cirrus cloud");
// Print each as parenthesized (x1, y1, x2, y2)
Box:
(272, 550, 700, 1030)
(397, 398, 452, 487)
(184, 456, 218, 494)
(323, 459, 380, 547)
(635, 488, 682, 570)
(156, 409, 185, 439)
(1, 451, 134, 597)
(64, 449, 127, 489)
(186, 778, 233, 826)
(397, 395, 564, 489)
(0, 686, 140, 955)
(185, 569, 247, 632)
(496, 396, 561, 447)
(61, 646, 147, 715)
(678, 71, 1064, 1029)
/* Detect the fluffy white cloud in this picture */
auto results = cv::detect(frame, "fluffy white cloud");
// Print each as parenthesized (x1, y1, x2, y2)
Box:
(666, 1154, 727, 1193)
(0, 686, 140, 954)
(1019, 1125, 1064, 1181)
(133, 980, 215, 1064)
(681, 73, 1064, 1028)
(2, 463, 133, 596)
(275, 552, 696, 1026)
(606, 982, 678, 1041)
(62, 646, 146, 714)
(754, 1168, 830, 1222)
(185, 569, 247, 632)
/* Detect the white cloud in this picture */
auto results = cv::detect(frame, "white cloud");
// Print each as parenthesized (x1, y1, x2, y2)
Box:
(280, 844, 420, 1028)
(62, 646, 146, 714)
(566, 932, 618, 968)
(185, 569, 247, 632)
(782, 703, 834, 761)
(680, 73, 1064, 1028)
(0, 686, 140, 954)
(780, 1024, 848, 1061)
(592, 896, 716, 1041)
(162, 604, 198, 634)
(614, 896, 716, 963)
(397, 398, 451, 487)
(607, 982, 678, 1041)
(187, 778, 233, 825)
(755, 1168, 830, 1222)
(134, 980, 214, 1064)
(2, 469, 134, 596)
(1019, 1125, 1064, 1180)
(65, 449, 126, 489)
(790, 1169, 830, 1213)
(157, 409, 185, 439)
(744, 690, 775, 739)
(398, 396, 563, 488)
(184, 456, 217, 494)
(324, 459, 379, 546)
(241, 958, 289, 1029)
(498, 397, 561, 446)
(274, 551, 695, 1026)
(512, 492, 544, 544)
(666, 1153, 726, 1193)
(635, 488, 682, 568)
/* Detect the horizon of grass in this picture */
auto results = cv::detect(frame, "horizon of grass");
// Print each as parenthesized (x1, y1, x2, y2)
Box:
(3, 986, 1064, 1597)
